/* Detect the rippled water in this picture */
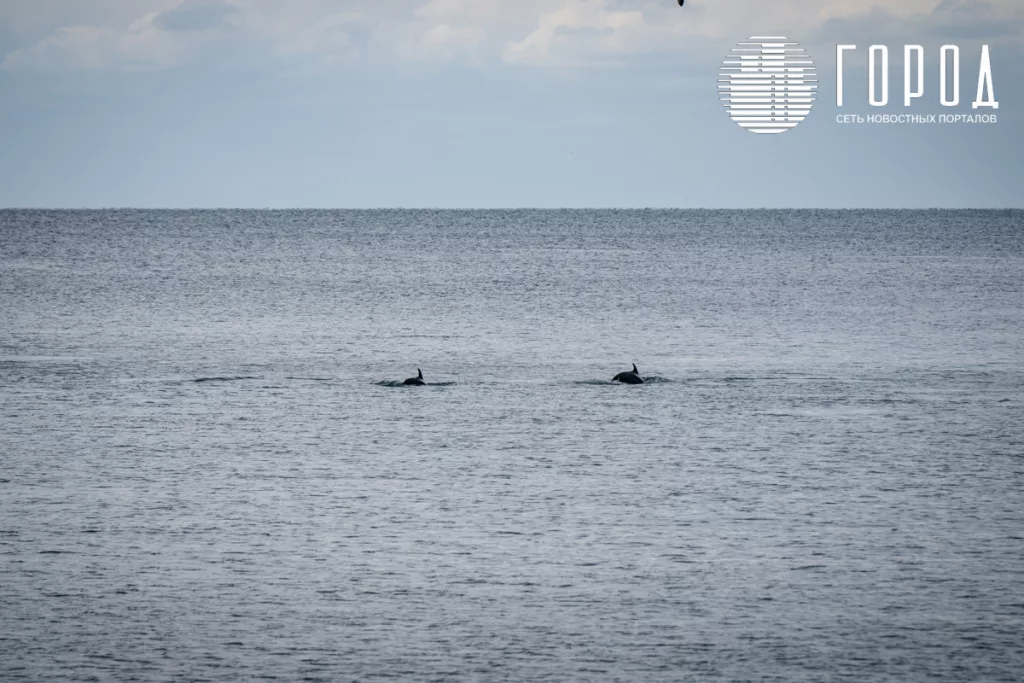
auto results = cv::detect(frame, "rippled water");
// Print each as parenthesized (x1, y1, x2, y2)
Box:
(2, 209, 1023, 681)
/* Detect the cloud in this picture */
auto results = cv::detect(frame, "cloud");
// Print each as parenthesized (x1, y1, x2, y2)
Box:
(154, 0, 239, 32)
(0, 0, 238, 71)
(0, 1, 174, 44)
(408, 23, 486, 62)
(372, 0, 525, 65)
(396, 0, 701, 67)
(0, 14, 191, 71)
(273, 12, 363, 68)
(415, 0, 512, 23)
(502, 0, 647, 66)
(495, 0, 1024, 68)
(1, 25, 113, 71)
(811, 0, 1024, 46)
(2, 0, 1020, 73)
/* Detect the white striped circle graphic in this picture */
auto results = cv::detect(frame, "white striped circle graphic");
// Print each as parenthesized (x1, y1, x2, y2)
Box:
(719, 37, 817, 134)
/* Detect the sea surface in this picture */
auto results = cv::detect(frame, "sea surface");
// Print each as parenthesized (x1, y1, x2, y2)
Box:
(1, 209, 1023, 682)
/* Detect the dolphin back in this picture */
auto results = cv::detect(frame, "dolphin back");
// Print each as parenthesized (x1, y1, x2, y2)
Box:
(612, 371, 644, 384)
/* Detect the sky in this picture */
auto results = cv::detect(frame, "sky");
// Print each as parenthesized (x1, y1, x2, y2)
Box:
(0, 0, 1021, 208)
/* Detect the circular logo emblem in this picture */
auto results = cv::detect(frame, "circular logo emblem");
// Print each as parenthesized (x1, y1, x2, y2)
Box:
(719, 37, 817, 134)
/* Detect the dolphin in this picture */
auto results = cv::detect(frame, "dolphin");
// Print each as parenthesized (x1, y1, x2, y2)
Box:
(403, 368, 426, 386)
(612, 363, 644, 384)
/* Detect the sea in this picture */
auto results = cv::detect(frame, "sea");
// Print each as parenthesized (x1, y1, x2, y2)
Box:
(2, 209, 1022, 682)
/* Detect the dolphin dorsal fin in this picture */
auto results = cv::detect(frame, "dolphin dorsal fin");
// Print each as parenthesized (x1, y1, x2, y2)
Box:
(417, 368, 423, 379)
(632, 363, 638, 373)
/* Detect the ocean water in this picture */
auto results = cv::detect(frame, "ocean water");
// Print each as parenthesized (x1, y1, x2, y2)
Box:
(1, 209, 1022, 682)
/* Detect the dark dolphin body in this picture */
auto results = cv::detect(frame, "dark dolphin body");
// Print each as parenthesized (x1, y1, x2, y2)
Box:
(612, 363, 644, 384)
(403, 368, 425, 386)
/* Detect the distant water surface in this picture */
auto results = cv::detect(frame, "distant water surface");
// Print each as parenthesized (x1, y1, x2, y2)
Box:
(1, 209, 1023, 681)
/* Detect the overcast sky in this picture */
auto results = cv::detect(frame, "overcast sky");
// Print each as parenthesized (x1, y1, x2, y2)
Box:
(0, 0, 1020, 208)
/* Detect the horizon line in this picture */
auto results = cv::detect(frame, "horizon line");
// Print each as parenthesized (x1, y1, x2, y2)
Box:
(1, 206, 1021, 212)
